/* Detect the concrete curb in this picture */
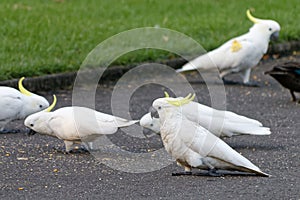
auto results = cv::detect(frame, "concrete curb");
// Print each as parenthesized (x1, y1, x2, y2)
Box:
(0, 58, 187, 92)
(0, 40, 299, 91)
(267, 40, 300, 55)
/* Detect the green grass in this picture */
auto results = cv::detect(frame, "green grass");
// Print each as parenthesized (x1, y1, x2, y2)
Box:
(0, 0, 299, 80)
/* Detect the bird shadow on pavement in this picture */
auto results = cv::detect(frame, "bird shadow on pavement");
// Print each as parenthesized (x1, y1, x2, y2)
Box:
(226, 142, 285, 151)
(173, 170, 264, 177)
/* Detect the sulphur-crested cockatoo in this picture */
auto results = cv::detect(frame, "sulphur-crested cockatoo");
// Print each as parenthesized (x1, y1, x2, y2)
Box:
(24, 96, 139, 153)
(0, 77, 49, 133)
(140, 93, 270, 137)
(150, 94, 269, 176)
(176, 10, 280, 86)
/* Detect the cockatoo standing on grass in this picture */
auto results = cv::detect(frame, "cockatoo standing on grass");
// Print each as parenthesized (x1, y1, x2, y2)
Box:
(0, 77, 49, 133)
(24, 96, 139, 153)
(150, 94, 269, 176)
(176, 10, 281, 86)
(140, 93, 270, 137)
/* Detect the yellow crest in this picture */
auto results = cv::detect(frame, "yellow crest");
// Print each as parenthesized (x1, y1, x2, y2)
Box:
(44, 95, 57, 112)
(230, 40, 242, 52)
(164, 91, 170, 98)
(246, 9, 261, 24)
(166, 93, 195, 107)
(18, 77, 33, 96)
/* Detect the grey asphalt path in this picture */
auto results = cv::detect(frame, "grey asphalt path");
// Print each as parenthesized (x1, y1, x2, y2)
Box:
(0, 55, 299, 199)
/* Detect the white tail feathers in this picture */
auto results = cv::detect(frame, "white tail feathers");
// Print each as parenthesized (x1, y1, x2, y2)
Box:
(241, 166, 270, 177)
(225, 123, 271, 136)
(185, 102, 271, 137)
(223, 111, 263, 126)
(176, 67, 194, 73)
(114, 119, 139, 128)
(177, 53, 218, 73)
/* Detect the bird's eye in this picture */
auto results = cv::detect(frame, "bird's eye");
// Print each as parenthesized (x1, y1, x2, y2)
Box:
(269, 28, 272, 31)
(158, 106, 161, 110)
(150, 124, 153, 127)
(39, 105, 43, 108)
(30, 124, 34, 127)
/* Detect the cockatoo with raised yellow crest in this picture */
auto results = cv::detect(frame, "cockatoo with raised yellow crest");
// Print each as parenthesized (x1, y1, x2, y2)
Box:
(176, 10, 281, 86)
(0, 77, 49, 133)
(150, 94, 269, 176)
(24, 96, 139, 153)
(140, 92, 270, 137)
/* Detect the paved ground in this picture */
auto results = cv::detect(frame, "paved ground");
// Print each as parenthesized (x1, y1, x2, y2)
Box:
(0, 55, 300, 199)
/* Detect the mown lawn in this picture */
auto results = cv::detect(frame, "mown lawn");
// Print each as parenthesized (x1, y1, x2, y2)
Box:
(0, 0, 299, 80)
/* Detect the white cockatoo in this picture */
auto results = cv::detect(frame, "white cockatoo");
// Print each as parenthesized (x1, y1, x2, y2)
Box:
(150, 94, 269, 176)
(140, 93, 271, 137)
(0, 77, 49, 133)
(24, 96, 139, 153)
(176, 10, 281, 85)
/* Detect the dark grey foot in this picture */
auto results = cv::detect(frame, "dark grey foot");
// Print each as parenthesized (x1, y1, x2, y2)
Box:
(69, 147, 90, 154)
(53, 147, 69, 154)
(194, 169, 221, 176)
(54, 146, 89, 154)
(222, 78, 241, 85)
(0, 129, 21, 134)
(172, 171, 193, 176)
(207, 168, 221, 177)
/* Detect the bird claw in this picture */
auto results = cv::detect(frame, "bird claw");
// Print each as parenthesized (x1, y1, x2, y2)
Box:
(171, 170, 222, 177)
(191, 169, 222, 177)
(69, 147, 90, 154)
(53, 147, 69, 154)
(207, 169, 221, 177)
(53, 146, 90, 154)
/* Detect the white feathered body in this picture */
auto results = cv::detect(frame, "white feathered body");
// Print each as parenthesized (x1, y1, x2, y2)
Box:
(0, 86, 49, 129)
(183, 101, 270, 137)
(154, 99, 269, 176)
(177, 31, 268, 75)
(140, 100, 270, 137)
(24, 106, 138, 152)
(176, 18, 281, 83)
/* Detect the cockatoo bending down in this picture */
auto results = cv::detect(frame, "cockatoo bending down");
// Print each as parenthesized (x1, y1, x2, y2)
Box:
(0, 77, 49, 133)
(150, 94, 269, 176)
(140, 92, 270, 137)
(24, 96, 139, 153)
(176, 10, 281, 86)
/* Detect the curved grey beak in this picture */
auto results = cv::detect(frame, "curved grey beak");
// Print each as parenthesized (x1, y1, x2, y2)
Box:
(270, 31, 279, 41)
(26, 128, 37, 136)
(149, 106, 159, 118)
(142, 127, 160, 138)
(143, 127, 152, 135)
